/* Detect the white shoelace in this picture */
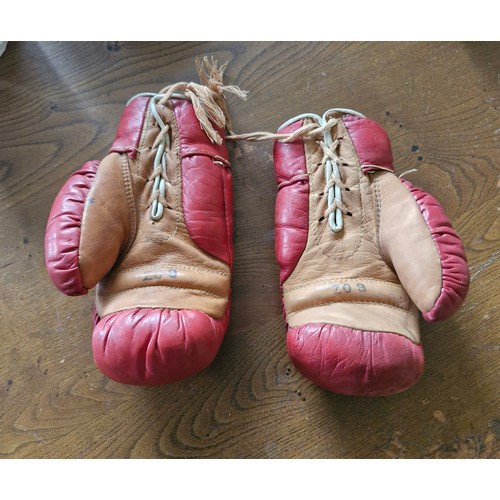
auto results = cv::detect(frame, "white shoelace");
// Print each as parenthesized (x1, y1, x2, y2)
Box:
(277, 108, 365, 232)
(126, 92, 188, 220)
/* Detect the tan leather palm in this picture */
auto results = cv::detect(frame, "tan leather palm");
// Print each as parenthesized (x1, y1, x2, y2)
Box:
(81, 100, 230, 320)
(283, 119, 424, 343)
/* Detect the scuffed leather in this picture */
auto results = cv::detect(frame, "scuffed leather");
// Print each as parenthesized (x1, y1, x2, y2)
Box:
(402, 180, 470, 322)
(343, 115, 394, 173)
(45, 93, 233, 386)
(109, 95, 149, 159)
(45, 160, 99, 295)
(92, 307, 229, 386)
(174, 100, 233, 266)
(273, 121, 309, 284)
(287, 323, 424, 397)
(274, 112, 469, 396)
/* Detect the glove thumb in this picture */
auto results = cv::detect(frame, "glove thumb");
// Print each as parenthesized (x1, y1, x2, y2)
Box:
(379, 175, 469, 322)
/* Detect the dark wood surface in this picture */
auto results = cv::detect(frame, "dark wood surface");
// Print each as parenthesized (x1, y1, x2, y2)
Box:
(0, 41, 498, 459)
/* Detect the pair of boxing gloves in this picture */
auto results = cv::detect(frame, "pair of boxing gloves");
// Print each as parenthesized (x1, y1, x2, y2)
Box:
(45, 71, 469, 397)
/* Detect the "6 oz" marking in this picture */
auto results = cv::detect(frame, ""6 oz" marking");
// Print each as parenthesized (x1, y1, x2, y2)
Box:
(333, 283, 367, 293)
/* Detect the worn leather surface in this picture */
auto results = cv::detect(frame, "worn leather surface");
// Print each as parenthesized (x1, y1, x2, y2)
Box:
(174, 100, 233, 267)
(287, 323, 425, 397)
(92, 307, 230, 385)
(45, 160, 100, 295)
(402, 180, 470, 322)
(343, 115, 394, 173)
(274, 112, 469, 396)
(45, 95, 233, 385)
(109, 95, 149, 159)
(274, 121, 309, 284)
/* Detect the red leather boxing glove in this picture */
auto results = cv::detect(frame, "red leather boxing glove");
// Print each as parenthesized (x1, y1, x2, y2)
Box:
(273, 109, 470, 396)
(45, 63, 240, 385)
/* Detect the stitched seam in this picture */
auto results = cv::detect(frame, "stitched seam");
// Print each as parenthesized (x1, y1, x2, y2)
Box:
(277, 121, 311, 287)
(374, 175, 382, 252)
(288, 300, 418, 315)
(117, 264, 231, 278)
(283, 277, 404, 293)
(100, 285, 228, 300)
(182, 149, 230, 164)
(402, 180, 444, 312)
(138, 103, 153, 166)
(374, 175, 393, 267)
(74, 167, 98, 291)
(304, 135, 321, 250)
(222, 171, 233, 267)
(77, 171, 96, 267)
(120, 154, 137, 254)
(183, 148, 219, 157)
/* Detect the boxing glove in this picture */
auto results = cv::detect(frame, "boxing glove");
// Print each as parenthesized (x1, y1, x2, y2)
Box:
(273, 109, 469, 396)
(45, 62, 242, 385)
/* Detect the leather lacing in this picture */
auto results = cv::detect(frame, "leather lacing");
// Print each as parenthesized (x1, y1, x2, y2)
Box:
(126, 57, 248, 221)
(123, 57, 364, 230)
(228, 109, 365, 232)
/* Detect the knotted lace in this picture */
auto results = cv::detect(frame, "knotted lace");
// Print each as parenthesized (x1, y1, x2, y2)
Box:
(228, 108, 364, 232)
(126, 57, 248, 221)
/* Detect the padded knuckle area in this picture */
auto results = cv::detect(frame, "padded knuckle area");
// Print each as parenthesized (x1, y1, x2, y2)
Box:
(287, 323, 424, 397)
(92, 307, 229, 385)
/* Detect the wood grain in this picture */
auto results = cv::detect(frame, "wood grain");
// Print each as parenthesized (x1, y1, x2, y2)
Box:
(0, 41, 498, 458)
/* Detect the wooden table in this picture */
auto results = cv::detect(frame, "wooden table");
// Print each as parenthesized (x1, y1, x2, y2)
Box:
(0, 41, 498, 458)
